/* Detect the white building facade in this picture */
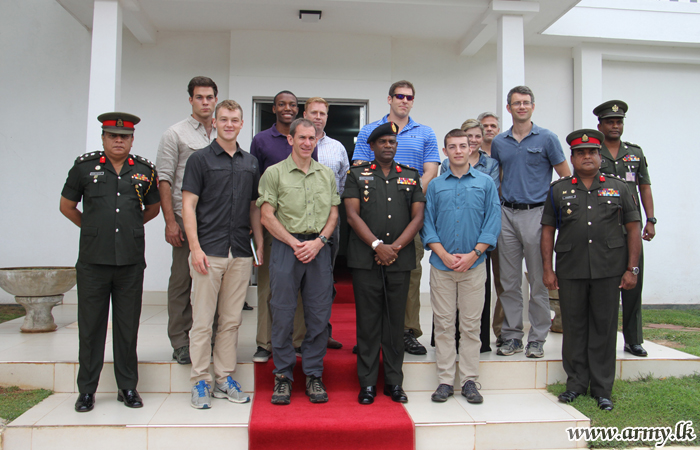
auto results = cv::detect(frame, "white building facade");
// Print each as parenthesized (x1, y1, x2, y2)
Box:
(1, 0, 698, 305)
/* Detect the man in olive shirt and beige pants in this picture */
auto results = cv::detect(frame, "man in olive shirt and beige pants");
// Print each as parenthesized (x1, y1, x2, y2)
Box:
(257, 118, 340, 405)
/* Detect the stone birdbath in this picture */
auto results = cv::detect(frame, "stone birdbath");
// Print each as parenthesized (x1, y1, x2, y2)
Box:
(0, 267, 76, 332)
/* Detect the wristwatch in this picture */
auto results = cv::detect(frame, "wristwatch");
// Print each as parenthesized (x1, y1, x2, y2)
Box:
(474, 248, 483, 257)
(627, 267, 640, 276)
(647, 217, 657, 224)
(318, 235, 328, 245)
(371, 239, 384, 250)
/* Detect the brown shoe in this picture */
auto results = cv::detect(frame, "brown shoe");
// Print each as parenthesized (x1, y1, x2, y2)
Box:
(327, 336, 343, 349)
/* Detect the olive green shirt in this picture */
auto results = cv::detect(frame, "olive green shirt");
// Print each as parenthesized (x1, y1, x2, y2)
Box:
(257, 154, 340, 234)
(541, 172, 640, 280)
(600, 141, 650, 208)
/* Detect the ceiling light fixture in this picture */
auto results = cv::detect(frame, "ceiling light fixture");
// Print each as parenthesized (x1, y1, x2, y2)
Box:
(299, 10, 322, 23)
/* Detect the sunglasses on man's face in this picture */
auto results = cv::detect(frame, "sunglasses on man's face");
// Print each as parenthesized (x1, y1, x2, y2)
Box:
(393, 94, 414, 101)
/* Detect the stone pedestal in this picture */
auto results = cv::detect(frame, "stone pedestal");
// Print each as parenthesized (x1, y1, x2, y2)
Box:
(15, 295, 64, 332)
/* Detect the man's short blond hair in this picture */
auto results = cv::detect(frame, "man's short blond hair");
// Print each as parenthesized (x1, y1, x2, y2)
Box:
(215, 100, 243, 117)
(305, 97, 329, 110)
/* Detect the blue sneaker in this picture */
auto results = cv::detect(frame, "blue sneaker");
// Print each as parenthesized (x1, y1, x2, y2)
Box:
(213, 376, 250, 404)
(191, 380, 212, 409)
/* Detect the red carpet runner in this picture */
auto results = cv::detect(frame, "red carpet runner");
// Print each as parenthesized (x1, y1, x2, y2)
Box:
(249, 292, 415, 450)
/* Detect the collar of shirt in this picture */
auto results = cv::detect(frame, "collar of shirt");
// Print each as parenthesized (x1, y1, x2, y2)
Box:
(211, 139, 242, 156)
(572, 171, 604, 192)
(444, 163, 478, 180)
(282, 153, 322, 175)
(270, 123, 285, 138)
(379, 114, 419, 133)
(369, 160, 405, 180)
(504, 122, 542, 140)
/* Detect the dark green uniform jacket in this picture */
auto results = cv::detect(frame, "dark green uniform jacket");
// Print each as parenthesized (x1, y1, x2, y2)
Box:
(61, 151, 160, 266)
(542, 172, 640, 279)
(343, 161, 425, 272)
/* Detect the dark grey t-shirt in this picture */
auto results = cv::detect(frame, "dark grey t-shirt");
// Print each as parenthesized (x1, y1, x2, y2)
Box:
(182, 140, 260, 258)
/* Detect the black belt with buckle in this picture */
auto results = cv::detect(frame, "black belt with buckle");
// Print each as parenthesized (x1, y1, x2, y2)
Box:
(502, 201, 544, 210)
(291, 233, 320, 241)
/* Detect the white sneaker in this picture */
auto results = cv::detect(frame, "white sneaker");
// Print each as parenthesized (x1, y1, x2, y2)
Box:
(213, 376, 250, 403)
(191, 380, 212, 409)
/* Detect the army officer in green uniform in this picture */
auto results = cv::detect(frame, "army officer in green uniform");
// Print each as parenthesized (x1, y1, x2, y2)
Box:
(344, 122, 425, 405)
(594, 100, 656, 357)
(541, 129, 641, 411)
(60, 113, 161, 412)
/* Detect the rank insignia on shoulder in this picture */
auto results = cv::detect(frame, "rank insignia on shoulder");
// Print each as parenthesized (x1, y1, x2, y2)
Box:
(551, 175, 572, 186)
(76, 151, 102, 163)
(397, 177, 417, 185)
(133, 155, 156, 168)
(598, 188, 620, 197)
(622, 155, 640, 162)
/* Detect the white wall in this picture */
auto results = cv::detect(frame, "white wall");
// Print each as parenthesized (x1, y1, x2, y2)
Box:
(602, 60, 700, 304)
(0, 0, 91, 302)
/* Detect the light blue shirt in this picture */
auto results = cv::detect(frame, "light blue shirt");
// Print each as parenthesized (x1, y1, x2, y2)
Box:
(490, 123, 565, 204)
(421, 165, 501, 272)
(352, 115, 440, 176)
(440, 149, 500, 191)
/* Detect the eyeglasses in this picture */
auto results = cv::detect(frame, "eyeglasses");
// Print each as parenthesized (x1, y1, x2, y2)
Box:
(393, 94, 414, 101)
(510, 101, 532, 107)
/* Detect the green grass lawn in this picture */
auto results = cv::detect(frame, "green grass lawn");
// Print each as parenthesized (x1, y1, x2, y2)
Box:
(548, 309, 700, 448)
(0, 386, 52, 422)
(0, 304, 25, 325)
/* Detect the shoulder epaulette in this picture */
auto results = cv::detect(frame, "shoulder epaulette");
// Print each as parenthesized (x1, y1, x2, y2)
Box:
(623, 141, 641, 149)
(351, 161, 371, 169)
(75, 151, 103, 164)
(601, 172, 624, 181)
(550, 175, 572, 186)
(397, 162, 419, 173)
(133, 154, 156, 169)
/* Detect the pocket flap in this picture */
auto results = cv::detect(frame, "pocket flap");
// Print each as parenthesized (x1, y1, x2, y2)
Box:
(606, 237, 625, 249)
(555, 242, 572, 252)
(82, 226, 98, 237)
(133, 228, 145, 238)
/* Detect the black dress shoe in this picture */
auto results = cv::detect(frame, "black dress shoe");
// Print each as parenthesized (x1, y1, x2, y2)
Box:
(624, 343, 648, 357)
(383, 384, 408, 403)
(75, 393, 95, 412)
(558, 390, 582, 403)
(352, 345, 358, 354)
(243, 302, 253, 311)
(117, 389, 144, 408)
(358, 386, 376, 405)
(596, 397, 614, 411)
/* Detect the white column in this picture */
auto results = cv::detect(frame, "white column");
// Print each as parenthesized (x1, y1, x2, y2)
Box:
(573, 45, 603, 129)
(497, 14, 525, 131)
(85, 0, 122, 152)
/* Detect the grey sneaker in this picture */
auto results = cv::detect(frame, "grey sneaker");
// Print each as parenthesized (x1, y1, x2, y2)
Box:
(496, 338, 523, 356)
(172, 345, 191, 364)
(271, 374, 292, 405)
(461, 380, 483, 404)
(253, 346, 271, 363)
(191, 380, 212, 409)
(431, 384, 454, 403)
(525, 341, 544, 358)
(213, 376, 250, 403)
(305, 376, 329, 403)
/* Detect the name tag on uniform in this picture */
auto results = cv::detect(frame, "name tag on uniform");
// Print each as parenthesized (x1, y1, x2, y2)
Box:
(622, 155, 640, 162)
(397, 177, 416, 185)
(562, 195, 576, 200)
(90, 172, 104, 176)
(598, 189, 620, 197)
(359, 176, 374, 181)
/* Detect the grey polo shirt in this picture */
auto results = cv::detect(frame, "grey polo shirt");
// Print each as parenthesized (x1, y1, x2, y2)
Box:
(182, 140, 260, 258)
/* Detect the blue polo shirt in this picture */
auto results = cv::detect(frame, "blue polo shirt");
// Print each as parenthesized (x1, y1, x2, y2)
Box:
(421, 165, 501, 272)
(440, 149, 500, 191)
(352, 115, 440, 176)
(491, 123, 565, 204)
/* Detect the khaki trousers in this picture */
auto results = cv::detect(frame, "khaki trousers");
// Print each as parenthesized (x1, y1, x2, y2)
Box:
(167, 215, 193, 350)
(430, 264, 486, 386)
(404, 233, 424, 336)
(189, 252, 251, 385)
(256, 229, 305, 351)
(490, 247, 506, 338)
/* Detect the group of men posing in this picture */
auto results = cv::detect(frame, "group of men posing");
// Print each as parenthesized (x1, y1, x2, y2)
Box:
(60, 76, 655, 413)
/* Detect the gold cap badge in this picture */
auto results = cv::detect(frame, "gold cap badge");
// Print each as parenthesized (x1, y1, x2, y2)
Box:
(582, 134, 589, 142)
(612, 104, 619, 112)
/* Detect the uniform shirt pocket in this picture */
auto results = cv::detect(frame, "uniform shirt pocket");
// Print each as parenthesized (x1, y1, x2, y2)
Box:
(85, 174, 106, 197)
